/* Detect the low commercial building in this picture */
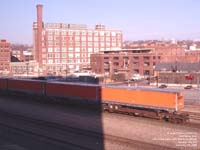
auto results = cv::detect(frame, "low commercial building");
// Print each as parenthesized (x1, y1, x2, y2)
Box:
(154, 62, 200, 86)
(10, 61, 39, 77)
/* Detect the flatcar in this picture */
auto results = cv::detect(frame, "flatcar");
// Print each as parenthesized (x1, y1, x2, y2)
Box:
(0, 78, 189, 123)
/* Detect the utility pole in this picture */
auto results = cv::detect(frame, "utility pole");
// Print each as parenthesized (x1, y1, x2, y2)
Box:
(26, 62, 29, 77)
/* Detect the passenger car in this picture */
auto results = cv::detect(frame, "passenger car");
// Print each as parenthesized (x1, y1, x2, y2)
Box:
(184, 85, 193, 89)
(158, 84, 167, 88)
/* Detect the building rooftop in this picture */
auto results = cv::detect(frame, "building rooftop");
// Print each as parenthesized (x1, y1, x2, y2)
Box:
(100, 48, 154, 54)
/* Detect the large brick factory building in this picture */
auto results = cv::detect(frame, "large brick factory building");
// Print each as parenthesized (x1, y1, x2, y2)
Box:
(33, 4, 123, 75)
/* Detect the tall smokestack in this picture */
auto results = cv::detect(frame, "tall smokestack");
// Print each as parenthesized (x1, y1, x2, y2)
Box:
(36, 4, 43, 67)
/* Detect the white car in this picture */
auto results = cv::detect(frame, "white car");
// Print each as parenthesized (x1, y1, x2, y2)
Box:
(131, 74, 142, 80)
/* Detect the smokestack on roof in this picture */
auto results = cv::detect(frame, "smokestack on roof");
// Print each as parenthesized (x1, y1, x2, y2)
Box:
(36, 4, 43, 67)
(36, 4, 43, 26)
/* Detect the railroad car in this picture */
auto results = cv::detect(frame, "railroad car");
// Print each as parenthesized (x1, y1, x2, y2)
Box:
(46, 81, 100, 103)
(0, 78, 7, 90)
(101, 86, 188, 123)
(7, 79, 45, 95)
(101, 86, 184, 111)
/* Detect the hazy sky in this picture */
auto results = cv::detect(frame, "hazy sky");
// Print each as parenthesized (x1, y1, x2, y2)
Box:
(0, 0, 200, 44)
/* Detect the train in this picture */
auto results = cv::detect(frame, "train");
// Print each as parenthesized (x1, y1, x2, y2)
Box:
(0, 78, 189, 123)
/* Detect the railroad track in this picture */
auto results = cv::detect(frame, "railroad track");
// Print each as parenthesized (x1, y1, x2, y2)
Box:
(0, 110, 177, 150)
(188, 112, 200, 121)
(182, 111, 200, 121)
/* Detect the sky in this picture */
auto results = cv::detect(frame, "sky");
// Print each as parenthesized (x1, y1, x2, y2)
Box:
(0, 0, 200, 44)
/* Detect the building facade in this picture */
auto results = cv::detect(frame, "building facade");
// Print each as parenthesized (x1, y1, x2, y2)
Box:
(33, 5, 123, 75)
(90, 48, 161, 78)
(10, 61, 39, 77)
(0, 39, 11, 75)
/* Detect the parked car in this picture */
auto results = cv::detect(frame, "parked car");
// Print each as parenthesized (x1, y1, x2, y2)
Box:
(159, 84, 167, 88)
(131, 74, 142, 81)
(184, 85, 193, 89)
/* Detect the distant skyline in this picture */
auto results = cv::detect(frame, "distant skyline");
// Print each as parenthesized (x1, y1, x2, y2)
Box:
(1, 0, 200, 44)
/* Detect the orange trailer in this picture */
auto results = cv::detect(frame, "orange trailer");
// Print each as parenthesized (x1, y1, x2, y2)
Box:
(101, 86, 184, 112)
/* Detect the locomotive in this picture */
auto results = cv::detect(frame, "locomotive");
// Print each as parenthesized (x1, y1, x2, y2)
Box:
(0, 78, 189, 123)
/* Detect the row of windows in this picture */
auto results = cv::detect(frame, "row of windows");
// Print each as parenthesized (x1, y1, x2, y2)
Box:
(45, 42, 121, 47)
(45, 53, 91, 58)
(0, 50, 10, 52)
(46, 30, 121, 37)
(46, 36, 121, 41)
(43, 59, 89, 64)
(103, 61, 155, 66)
(104, 56, 161, 60)
(45, 47, 101, 53)
(47, 64, 82, 70)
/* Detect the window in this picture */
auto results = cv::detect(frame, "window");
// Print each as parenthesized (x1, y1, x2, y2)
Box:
(55, 53, 60, 58)
(75, 48, 80, 52)
(48, 59, 53, 64)
(81, 36, 86, 41)
(75, 36, 80, 41)
(88, 48, 93, 52)
(48, 48, 53, 52)
(94, 31, 98, 36)
(75, 53, 80, 58)
(48, 36, 53, 40)
(62, 59, 67, 63)
(144, 56, 150, 60)
(113, 62, 119, 66)
(94, 37, 98, 41)
(144, 62, 150, 66)
(87, 31, 92, 36)
(55, 59, 60, 64)
(88, 42, 92, 47)
(55, 48, 60, 52)
(133, 62, 139, 66)
(111, 32, 116, 36)
(62, 31, 66, 35)
(82, 31, 86, 35)
(48, 53, 53, 58)
(133, 69, 139, 74)
(100, 31, 104, 36)
(62, 53, 66, 58)
(68, 30, 73, 35)
(68, 53, 74, 58)
(62, 48, 67, 52)
(88, 37, 92, 41)
(75, 31, 80, 35)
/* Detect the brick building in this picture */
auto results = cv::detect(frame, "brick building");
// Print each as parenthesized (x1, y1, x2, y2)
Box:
(33, 4, 123, 75)
(0, 39, 11, 75)
(90, 48, 161, 78)
(152, 45, 200, 62)
(11, 49, 23, 61)
(10, 61, 39, 77)
(11, 49, 34, 62)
